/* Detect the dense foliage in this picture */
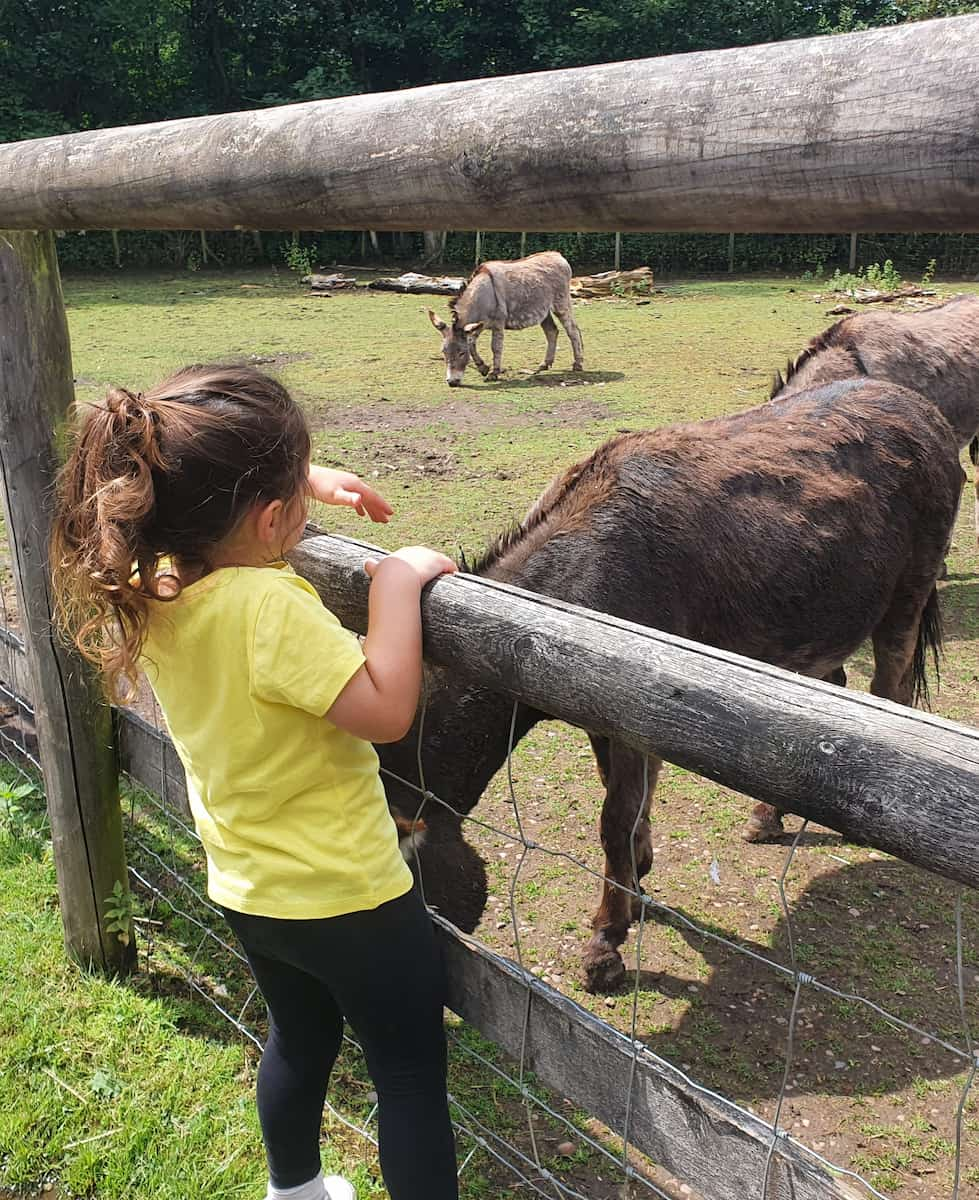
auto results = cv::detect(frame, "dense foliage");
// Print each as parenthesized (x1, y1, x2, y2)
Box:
(3, 0, 977, 273)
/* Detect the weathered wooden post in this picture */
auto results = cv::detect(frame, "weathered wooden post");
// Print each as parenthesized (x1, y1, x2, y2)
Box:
(728, 231, 735, 272)
(614, 231, 621, 271)
(0, 229, 134, 974)
(849, 231, 858, 271)
(474, 229, 482, 263)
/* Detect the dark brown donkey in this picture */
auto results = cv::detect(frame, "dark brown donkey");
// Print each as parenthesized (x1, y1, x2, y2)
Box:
(770, 293, 979, 545)
(379, 378, 963, 993)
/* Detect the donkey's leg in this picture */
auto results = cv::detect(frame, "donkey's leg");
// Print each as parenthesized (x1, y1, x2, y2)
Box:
(974, 465, 978, 551)
(743, 665, 847, 842)
(870, 582, 939, 707)
(553, 303, 584, 372)
(538, 314, 559, 371)
(487, 329, 505, 379)
(469, 332, 491, 378)
(583, 737, 661, 993)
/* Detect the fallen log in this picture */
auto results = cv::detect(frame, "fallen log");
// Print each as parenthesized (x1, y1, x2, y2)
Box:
(302, 272, 359, 292)
(571, 266, 654, 298)
(368, 272, 465, 295)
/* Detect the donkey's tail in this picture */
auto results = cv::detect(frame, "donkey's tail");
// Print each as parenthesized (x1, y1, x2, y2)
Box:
(911, 586, 943, 710)
(969, 436, 978, 467)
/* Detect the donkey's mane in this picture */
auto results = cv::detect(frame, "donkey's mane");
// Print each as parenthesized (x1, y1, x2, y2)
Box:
(769, 318, 849, 399)
(770, 294, 972, 399)
(462, 438, 618, 577)
(463, 512, 547, 577)
(448, 263, 489, 314)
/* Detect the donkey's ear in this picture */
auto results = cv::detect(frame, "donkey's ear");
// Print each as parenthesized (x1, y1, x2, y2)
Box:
(427, 308, 448, 332)
(463, 321, 484, 336)
(770, 369, 785, 399)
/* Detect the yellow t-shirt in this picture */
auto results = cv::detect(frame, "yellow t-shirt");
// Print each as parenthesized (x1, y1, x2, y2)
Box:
(141, 563, 413, 919)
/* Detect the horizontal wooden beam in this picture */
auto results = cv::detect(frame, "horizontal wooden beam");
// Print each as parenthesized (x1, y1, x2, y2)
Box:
(290, 533, 979, 890)
(437, 916, 863, 1200)
(0, 16, 977, 233)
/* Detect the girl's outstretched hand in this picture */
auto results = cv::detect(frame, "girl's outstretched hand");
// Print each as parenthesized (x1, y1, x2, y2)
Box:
(364, 547, 457, 587)
(308, 465, 394, 523)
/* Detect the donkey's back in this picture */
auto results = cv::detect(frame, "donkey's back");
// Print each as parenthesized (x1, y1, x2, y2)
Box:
(493, 378, 962, 682)
(465, 250, 574, 329)
(775, 293, 979, 446)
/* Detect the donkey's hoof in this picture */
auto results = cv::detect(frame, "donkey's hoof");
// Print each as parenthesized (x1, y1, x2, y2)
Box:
(583, 950, 627, 994)
(572, 362, 585, 373)
(536, 362, 551, 373)
(487, 370, 501, 381)
(742, 814, 785, 843)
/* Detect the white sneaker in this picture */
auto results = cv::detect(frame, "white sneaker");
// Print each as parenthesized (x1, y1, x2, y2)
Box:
(323, 1178, 356, 1200)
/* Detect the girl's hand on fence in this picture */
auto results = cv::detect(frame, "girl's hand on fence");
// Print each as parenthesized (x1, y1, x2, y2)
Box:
(328, 548, 455, 743)
(308, 465, 393, 523)
(364, 546, 457, 588)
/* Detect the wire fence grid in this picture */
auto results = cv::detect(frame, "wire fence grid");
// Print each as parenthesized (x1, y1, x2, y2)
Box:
(0, 522, 977, 1199)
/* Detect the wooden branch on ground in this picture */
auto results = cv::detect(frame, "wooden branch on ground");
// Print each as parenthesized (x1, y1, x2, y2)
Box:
(367, 273, 465, 295)
(570, 266, 654, 298)
(0, 17, 977, 232)
(302, 272, 359, 292)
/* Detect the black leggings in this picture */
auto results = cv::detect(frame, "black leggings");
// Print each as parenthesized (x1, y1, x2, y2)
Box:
(223, 887, 458, 1199)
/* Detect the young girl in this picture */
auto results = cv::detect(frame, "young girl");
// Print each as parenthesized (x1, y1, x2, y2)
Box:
(50, 364, 459, 1200)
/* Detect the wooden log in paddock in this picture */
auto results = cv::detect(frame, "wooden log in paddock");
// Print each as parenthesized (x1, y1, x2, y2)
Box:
(0, 230, 134, 973)
(290, 533, 979, 891)
(0, 17, 978, 233)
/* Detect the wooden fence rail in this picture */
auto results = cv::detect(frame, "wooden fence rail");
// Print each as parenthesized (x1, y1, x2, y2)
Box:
(0, 16, 977, 234)
(291, 534, 979, 891)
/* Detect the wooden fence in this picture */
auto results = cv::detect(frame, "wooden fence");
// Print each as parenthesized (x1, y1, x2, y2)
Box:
(2, 15, 979, 1196)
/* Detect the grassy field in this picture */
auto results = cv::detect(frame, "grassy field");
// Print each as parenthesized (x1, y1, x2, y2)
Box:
(2, 264, 978, 1199)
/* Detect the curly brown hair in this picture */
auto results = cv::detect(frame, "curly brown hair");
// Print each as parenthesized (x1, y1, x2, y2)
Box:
(50, 364, 311, 701)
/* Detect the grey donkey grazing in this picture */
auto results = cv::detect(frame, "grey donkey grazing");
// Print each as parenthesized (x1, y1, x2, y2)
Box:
(428, 250, 584, 386)
(771, 293, 979, 549)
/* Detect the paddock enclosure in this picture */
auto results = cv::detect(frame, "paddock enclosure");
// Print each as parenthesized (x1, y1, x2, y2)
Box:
(2, 13, 979, 1200)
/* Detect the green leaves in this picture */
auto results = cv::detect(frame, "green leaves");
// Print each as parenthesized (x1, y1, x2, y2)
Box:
(103, 879, 136, 948)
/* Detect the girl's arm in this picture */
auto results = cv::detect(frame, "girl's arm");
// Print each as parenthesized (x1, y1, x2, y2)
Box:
(308, 464, 393, 523)
(326, 547, 456, 743)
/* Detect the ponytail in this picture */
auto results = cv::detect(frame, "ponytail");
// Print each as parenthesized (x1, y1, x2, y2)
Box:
(50, 365, 310, 701)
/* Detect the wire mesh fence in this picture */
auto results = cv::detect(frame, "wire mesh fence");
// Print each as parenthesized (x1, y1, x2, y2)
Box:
(0, 517, 44, 841)
(100, 688, 979, 1198)
(1, 509, 977, 1198)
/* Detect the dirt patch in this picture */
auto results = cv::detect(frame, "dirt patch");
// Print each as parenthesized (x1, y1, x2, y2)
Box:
(309, 393, 611, 436)
(362, 436, 462, 481)
(236, 350, 312, 367)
